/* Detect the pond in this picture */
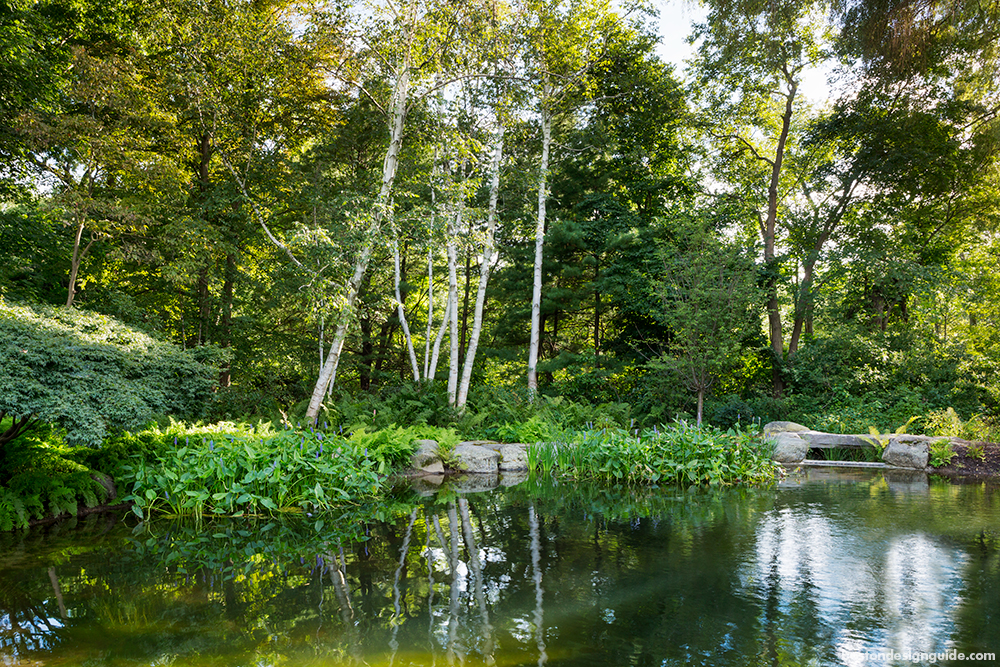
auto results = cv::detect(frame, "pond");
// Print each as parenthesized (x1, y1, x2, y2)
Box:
(2, 468, 999, 666)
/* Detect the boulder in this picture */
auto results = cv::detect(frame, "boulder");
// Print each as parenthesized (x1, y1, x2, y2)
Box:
(882, 436, 930, 470)
(411, 439, 444, 475)
(772, 432, 809, 463)
(498, 444, 529, 471)
(452, 443, 501, 474)
(763, 421, 812, 437)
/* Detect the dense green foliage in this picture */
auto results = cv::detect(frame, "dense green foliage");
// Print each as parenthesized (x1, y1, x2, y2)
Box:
(1, 0, 999, 529)
(526, 423, 780, 486)
(0, 300, 220, 447)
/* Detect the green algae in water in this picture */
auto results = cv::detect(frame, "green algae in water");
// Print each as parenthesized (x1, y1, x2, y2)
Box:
(1, 471, 999, 666)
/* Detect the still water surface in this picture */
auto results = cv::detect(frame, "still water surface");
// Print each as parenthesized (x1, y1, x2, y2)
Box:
(2, 468, 999, 666)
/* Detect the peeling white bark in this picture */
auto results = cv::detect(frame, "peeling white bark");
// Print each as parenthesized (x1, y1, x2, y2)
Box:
(456, 129, 503, 409)
(527, 93, 551, 402)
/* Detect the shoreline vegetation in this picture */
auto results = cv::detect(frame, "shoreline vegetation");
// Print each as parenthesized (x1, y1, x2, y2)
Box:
(3, 400, 999, 531)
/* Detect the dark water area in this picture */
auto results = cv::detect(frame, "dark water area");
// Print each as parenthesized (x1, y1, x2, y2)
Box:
(2, 468, 999, 666)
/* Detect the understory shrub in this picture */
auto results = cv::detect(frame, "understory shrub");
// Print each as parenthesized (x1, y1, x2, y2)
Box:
(0, 423, 113, 530)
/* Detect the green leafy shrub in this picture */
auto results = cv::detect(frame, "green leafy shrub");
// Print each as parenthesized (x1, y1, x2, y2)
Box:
(929, 438, 957, 468)
(121, 425, 384, 521)
(0, 300, 221, 448)
(925, 407, 1000, 443)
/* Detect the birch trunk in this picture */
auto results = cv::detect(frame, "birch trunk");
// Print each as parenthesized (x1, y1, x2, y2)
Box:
(527, 93, 551, 401)
(391, 214, 421, 381)
(446, 206, 461, 405)
(305, 22, 413, 422)
(456, 130, 503, 409)
(423, 203, 435, 379)
(428, 298, 450, 381)
(65, 217, 94, 308)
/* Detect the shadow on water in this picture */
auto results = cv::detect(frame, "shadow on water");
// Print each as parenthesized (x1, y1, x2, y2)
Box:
(1, 469, 999, 666)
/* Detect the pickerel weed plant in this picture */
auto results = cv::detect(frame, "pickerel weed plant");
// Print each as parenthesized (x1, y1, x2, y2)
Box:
(122, 429, 383, 521)
(526, 422, 779, 486)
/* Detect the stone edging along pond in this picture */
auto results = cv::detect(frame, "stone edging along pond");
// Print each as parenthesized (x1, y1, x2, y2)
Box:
(763, 421, 959, 470)
(409, 424, 977, 485)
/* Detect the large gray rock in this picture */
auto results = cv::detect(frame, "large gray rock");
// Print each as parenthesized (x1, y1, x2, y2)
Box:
(772, 432, 810, 463)
(498, 444, 529, 471)
(763, 421, 811, 437)
(411, 439, 444, 475)
(882, 436, 930, 470)
(452, 443, 501, 474)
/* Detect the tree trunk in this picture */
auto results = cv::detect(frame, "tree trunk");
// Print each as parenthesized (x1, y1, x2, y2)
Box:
(456, 131, 503, 409)
(594, 256, 601, 363)
(197, 265, 211, 346)
(446, 208, 460, 405)
(218, 251, 237, 387)
(763, 74, 798, 398)
(391, 214, 420, 381)
(787, 258, 814, 357)
(65, 218, 87, 308)
(527, 93, 552, 401)
(428, 298, 450, 381)
(459, 217, 474, 360)
(305, 12, 413, 422)
(423, 208, 435, 379)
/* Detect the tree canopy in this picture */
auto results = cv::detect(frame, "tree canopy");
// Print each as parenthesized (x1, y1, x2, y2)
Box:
(1, 0, 999, 441)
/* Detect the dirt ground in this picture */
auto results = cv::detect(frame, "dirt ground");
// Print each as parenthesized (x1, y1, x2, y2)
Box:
(930, 439, 1000, 480)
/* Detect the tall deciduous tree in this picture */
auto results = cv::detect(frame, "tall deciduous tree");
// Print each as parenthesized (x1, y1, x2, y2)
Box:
(691, 0, 831, 396)
(653, 213, 762, 425)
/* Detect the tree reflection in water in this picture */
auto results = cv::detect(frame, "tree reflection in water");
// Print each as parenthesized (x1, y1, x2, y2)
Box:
(0, 472, 998, 666)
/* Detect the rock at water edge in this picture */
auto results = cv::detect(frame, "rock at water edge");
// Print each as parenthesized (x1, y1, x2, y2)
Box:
(498, 444, 528, 471)
(882, 437, 930, 470)
(411, 439, 444, 474)
(772, 432, 809, 463)
(763, 421, 811, 437)
(453, 443, 501, 474)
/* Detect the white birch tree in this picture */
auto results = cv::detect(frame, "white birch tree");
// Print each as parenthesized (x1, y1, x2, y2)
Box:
(305, 0, 484, 421)
(521, 0, 621, 400)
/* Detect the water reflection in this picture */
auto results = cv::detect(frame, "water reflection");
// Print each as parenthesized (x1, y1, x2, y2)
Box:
(742, 505, 970, 665)
(0, 473, 998, 666)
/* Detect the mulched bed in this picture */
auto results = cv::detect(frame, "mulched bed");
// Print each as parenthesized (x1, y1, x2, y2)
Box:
(930, 439, 1000, 480)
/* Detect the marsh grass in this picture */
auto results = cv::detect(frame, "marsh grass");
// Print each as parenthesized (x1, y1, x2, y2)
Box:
(526, 422, 779, 486)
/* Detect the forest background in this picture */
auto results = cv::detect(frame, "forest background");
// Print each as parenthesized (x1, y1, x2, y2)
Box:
(2, 0, 1000, 453)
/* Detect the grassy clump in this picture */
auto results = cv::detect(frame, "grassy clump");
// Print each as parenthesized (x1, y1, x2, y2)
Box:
(526, 422, 779, 486)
